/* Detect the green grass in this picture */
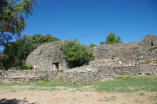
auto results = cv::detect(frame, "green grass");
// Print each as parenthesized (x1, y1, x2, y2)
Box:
(93, 76, 157, 92)
(0, 76, 157, 93)
(0, 82, 29, 86)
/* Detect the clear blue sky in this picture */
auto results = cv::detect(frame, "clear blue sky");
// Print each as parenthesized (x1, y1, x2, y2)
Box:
(25, 0, 157, 45)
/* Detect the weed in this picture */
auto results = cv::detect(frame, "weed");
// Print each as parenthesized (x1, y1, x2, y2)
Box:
(99, 96, 116, 102)
(139, 92, 145, 96)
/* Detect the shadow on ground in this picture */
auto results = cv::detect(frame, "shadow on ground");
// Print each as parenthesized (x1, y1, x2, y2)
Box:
(0, 98, 38, 104)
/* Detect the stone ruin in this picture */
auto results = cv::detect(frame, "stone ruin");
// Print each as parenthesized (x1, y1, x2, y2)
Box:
(93, 35, 157, 66)
(0, 35, 157, 83)
(26, 40, 67, 71)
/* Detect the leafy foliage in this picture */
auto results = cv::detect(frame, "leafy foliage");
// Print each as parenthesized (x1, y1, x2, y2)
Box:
(100, 41, 105, 45)
(105, 32, 121, 44)
(0, 0, 38, 48)
(17, 64, 32, 70)
(89, 43, 96, 48)
(1, 34, 59, 69)
(61, 39, 94, 68)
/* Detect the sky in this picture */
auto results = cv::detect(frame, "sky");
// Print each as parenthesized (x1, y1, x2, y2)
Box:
(24, 0, 157, 45)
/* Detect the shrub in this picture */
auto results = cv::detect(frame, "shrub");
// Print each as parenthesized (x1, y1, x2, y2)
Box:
(89, 43, 96, 48)
(16, 64, 31, 70)
(61, 39, 94, 68)
(105, 32, 121, 44)
(100, 41, 105, 45)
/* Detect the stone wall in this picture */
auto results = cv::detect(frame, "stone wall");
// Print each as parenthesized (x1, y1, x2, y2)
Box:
(93, 35, 157, 65)
(0, 64, 157, 83)
(0, 70, 58, 82)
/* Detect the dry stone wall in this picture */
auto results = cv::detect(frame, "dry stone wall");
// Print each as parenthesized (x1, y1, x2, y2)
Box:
(0, 70, 59, 82)
(0, 35, 157, 83)
(0, 64, 157, 83)
(93, 41, 157, 65)
(93, 35, 157, 66)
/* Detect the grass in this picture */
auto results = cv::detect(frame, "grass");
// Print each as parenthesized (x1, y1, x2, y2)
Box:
(93, 76, 157, 92)
(0, 76, 157, 93)
(0, 82, 29, 86)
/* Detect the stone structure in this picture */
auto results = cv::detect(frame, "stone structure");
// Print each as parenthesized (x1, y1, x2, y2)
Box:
(0, 35, 157, 83)
(26, 40, 67, 71)
(93, 35, 157, 65)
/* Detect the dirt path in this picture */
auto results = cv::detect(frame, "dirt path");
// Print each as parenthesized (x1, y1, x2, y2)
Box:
(0, 86, 157, 104)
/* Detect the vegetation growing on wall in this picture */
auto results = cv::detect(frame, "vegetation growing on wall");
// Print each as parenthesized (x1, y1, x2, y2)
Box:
(61, 39, 94, 68)
(1, 34, 59, 70)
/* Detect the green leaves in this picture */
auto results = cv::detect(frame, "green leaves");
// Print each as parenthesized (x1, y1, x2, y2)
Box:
(61, 39, 94, 68)
(2, 34, 59, 69)
(100, 41, 105, 45)
(105, 32, 121, 44)
(0, 0, 38, 47)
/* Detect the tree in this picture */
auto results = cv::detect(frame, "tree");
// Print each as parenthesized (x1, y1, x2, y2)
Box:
(2, 34, 59, 69)
(116, 36, 121, 43)
(0, 0, 38, 48)
(89, 43, 96, 48)
(100, 41, 105, 45)
(61, 39, 94, 68)
(105, 32, 121, 44)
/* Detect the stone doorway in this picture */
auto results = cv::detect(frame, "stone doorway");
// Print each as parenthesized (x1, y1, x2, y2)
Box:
(52, 62, 59, 70)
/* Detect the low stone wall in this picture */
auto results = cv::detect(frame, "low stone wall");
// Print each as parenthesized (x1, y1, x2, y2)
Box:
(62, 66, 104, 83)
(0, 65, 157, 83)
(114, 65, 157, 75)
(0, 70, 58, 82)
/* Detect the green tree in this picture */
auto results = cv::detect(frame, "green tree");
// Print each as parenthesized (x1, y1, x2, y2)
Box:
(105, 32, 121, 44)
(100, 41, 105, 45)
(89, 43, 96, 48)
(0, 0, 38, 48)
(116, 36, 121, 43)
(2, 34, 59, 69)
(61, 39, 94, 68)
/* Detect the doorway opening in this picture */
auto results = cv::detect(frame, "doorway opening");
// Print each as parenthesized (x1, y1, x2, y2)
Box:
(53, 62, 59, 69)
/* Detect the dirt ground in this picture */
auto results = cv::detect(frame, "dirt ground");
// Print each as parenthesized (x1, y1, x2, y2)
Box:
(0, 86, 157, 104)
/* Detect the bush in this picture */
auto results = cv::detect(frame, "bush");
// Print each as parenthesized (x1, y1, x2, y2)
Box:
(61, 39, 94, 68)
(105, 32, 121, 44)
(100, 41, 105, 45)
(17, 64, 31, 70)
(89, 43, 96, 48)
